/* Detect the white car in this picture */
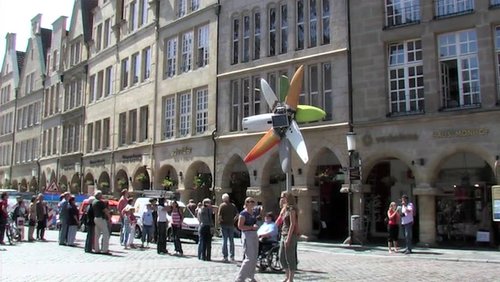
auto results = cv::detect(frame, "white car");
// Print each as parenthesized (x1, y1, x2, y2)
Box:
(133, 197, 199, 243)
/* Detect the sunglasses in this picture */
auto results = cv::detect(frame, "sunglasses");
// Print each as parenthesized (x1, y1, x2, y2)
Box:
(246, 200, 255, 204)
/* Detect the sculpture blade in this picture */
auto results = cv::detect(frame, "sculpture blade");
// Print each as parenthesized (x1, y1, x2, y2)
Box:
(279, 139, 291, 173)
(244, 128, 280, 163)
(286, 120, 308, 164)
(260, 79, 278, 109)
(285, 65, 304, 111)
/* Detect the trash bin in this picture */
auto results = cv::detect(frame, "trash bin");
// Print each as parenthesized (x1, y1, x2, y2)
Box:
(351, 215, 361, 231)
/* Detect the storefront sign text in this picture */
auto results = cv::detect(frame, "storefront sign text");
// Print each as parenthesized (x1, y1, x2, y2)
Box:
(433, 128, 489, 139)
(362, 133, 418, 146)
(122, 154, 142, 162)
(89, 159, 105, 166)
(171, 146, 192, 156)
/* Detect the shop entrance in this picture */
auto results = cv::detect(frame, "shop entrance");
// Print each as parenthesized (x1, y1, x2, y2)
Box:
(435, 152, 497, 246)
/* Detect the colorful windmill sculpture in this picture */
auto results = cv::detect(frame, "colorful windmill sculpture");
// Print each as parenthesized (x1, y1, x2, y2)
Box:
(242, 65, 326, 190)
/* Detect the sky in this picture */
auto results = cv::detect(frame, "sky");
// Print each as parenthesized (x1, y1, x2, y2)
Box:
(0, 0, 75, 63)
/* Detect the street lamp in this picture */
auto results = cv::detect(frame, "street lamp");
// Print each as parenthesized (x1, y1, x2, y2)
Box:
(344, 131, 357, 245)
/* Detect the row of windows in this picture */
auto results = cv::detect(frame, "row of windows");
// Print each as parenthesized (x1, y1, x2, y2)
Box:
(385, 0, 500, 28)
(229, 62, 333, 132)
(164, 24, 209, 78)
(64, 79, 84, 111)
(42, 127, 58, 157)
(15, 138, 39, 164)
(120, 46, 152, 90)
(68, 41, 82, 67)
(0, 144, 11, 166)
(43, 83, 61, 118)
(0, 112, 14, 136)
(178, 0, 200, 18)
(161, 87, 208, 139)
(23, 73, 35, 96)
(86, 118, 110, 153)
(231, 0, 331, 65)
(117, 106, 149, 147)
(1, 84, 11, 105)
(387, 26, 500, 115)
(62, 122, 82, 155)
(90, 65, 113, 103)
(17, 102, 41, 131)
(94, 18, 113, 53)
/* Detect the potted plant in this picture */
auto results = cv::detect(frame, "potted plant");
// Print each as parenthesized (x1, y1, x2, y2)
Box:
(118, 178, 128, 189)
(100, 181, 110, 188)
(193, 174, 203, 188)
(136, 173, 147, 183)
(161, 177, 176, 190)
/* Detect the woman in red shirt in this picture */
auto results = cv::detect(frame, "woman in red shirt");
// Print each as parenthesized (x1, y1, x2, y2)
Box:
(387, 201, 400, 253)
(170, 201, 184, 256)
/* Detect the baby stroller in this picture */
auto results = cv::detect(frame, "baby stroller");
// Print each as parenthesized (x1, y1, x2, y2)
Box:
(257, 239, 282, 272)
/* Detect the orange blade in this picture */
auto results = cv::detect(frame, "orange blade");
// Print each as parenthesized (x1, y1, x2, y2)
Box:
(285, 65, 304, 111)
(244, 129, 280, 163)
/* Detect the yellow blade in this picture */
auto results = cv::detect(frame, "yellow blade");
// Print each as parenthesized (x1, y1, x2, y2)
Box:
(285, 65, 304, 111)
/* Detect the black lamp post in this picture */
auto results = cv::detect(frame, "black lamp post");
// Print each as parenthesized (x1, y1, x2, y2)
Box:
(345, 132, 357, 245)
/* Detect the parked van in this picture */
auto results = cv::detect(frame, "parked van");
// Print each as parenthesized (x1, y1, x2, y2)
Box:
(133, 197, 199, 243)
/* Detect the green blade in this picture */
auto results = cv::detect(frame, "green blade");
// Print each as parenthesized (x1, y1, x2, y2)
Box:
(279, 75, 289, 102)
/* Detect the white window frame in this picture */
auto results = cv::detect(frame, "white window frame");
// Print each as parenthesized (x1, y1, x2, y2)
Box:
(385, 0, 420, 27)
(321, 0, 330, 45)
(232, 18, 240, 64)
(139, 106, 148, 141)
(296, 0, 305, 50)
(280, 4, 288, 54)
(131, 52, 140, 85)
(195, 88, 208, 134)
(436, 0, 474, 17)
(269, 6, 277, 56)
(243, 15, 250, 62)
(181, 32, 193, 73)
(166, 38, 177, 77)
(163, 96, 176, 139)
(438, 29, 480, 108)
(121, 57, 130, 89)
(142, 46, 151, 81)
(387, 39, 425, 114)
(197, 25, 209, 67)
(179, 92, 191, 137)
(254, 11, 261, 60)
(495, 26, 500, 98)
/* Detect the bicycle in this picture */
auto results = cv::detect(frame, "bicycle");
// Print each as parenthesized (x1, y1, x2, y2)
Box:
(5, 217, 20, 245)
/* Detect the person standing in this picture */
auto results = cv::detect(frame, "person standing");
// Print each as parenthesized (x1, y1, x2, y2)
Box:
(67, 197, 79, 246)
(387, 202, 400, 253)
(149, 198, 158, 243)
(279, 192, 299, 282)
(141, 203, 154, 248)
(197, 198, 214, 261)
(156, 198, 169, 254)
(170, 200, 184, 256)
(0, 192, 8, 245)
(12, 196, 27, 241)
(218, 193, 238, 262)
(117, 189, 129, 245)
(58, 192, 71, 245)
(27, 196, 37, 242)
(92, 191, 111, 255)
(234, 197, 259, 282)
(187, 199, 197, 215)
(400, 194, 415, 254)
(84, 196, 95, 253)
(35, 194, 47, 241)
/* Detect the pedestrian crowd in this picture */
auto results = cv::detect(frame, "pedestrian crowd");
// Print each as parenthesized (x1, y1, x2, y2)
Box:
(0, 189, 301, 282)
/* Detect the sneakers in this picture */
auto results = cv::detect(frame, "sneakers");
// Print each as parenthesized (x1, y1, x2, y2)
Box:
(223, 257, 229, 262)
(404, 250, 412, 254)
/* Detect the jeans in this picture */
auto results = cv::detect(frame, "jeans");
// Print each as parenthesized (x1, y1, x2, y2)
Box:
(235, 230, 258, 282)
(221, 225, 235, 259)
(122, 218, 131, 246)
(172, 225, 183, 254)
(402, 222, 413, 252)
(198, 225, 212, 260)
(141, 225, 153, 244)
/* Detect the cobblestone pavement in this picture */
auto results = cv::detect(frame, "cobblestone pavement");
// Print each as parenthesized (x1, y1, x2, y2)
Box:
(1, 230, 500, 282)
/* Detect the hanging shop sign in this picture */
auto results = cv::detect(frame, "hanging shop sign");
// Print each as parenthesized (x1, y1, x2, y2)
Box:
(492, 185, 500, 222)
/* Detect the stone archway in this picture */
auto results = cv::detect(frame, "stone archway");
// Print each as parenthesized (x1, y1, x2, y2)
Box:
(434, 152, 496, 245)
(157, 165, 179, 192)
(115, 169, 129, 196)
(185, 161, 212, 203)
(59, 175, 68, 193)
(20, 178, 28, 192)
(365, 158, 415, 237)
(83, 173, 95, 195)
(308, 147, 346, 240)
(221, 155, 250, 211)
(133, 166, 150, 191)
(70, 174, 80, 195)
(29, 177, 37, 193)
(98, 172, 111, 195)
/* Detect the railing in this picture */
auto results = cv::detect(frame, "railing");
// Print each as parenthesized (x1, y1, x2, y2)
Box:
(384, 3, 421, 29)
(434, 0, 474, 19)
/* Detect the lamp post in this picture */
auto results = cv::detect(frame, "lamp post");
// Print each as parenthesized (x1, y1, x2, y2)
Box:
(345, 132, 357, 245)
(75, 162, 82, 194)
